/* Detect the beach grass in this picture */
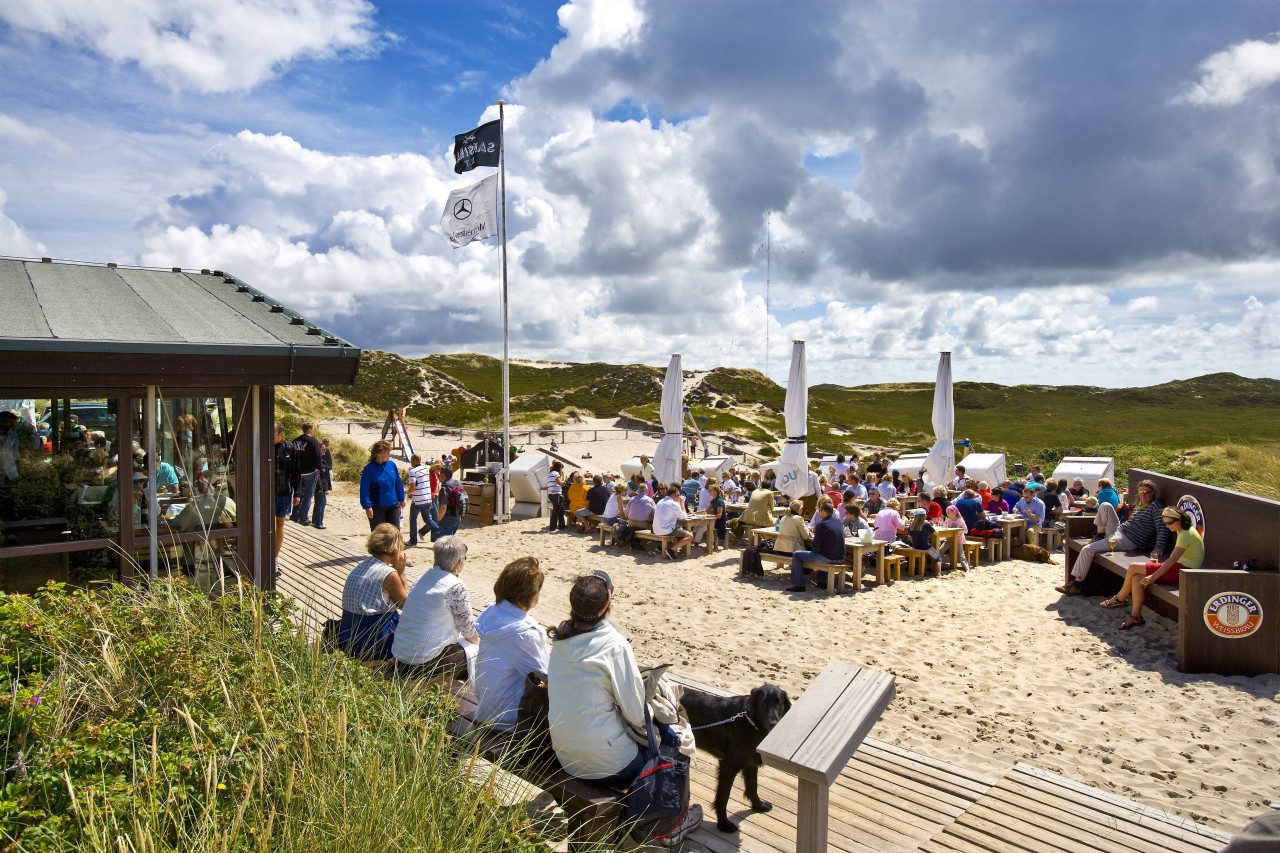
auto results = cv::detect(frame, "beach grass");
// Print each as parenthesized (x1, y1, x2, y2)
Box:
(0, 581, 545, 852)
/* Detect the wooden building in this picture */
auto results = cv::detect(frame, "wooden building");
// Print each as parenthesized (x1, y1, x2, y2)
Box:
(0, 257, 360, 592)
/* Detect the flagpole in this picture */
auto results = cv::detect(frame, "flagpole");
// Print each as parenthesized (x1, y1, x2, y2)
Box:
(498, 100, 511, 521)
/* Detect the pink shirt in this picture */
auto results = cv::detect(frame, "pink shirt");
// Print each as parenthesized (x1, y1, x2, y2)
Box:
(873, 508, 906, 542)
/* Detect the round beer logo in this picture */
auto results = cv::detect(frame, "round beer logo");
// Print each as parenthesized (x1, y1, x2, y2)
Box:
(1177, 494, 1205, 536)
(1203, 591, 1263, 639)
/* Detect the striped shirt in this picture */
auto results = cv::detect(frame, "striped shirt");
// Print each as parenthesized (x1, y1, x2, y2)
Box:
(341, 557, 396, 615)
(1121, 501, 1170, 555)
(408, 464, 432, 505)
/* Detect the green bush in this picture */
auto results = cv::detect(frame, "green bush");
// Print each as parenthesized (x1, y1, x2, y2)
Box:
(329, 437, 366, 484)
(0, 582, 544, 852)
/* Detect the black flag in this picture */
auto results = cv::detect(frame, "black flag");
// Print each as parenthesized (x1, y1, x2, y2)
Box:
(453, 120, 501, 174)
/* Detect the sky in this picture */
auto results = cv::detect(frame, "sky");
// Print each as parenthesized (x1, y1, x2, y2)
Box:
(1, 0, 1279, 388)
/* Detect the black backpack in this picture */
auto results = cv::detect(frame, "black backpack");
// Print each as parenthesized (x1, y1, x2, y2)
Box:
(441, 482, 467, 517)
(740, 545, 765, 577)
(612, 522, 635, 547)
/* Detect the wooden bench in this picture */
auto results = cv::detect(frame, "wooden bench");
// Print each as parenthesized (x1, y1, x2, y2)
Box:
(757, 551, 855, 593)
(757, 662, 896, 853)
(962, 541, 982, 568)
(1064, 468, 1280, 676)
(633, 529, 692, 558)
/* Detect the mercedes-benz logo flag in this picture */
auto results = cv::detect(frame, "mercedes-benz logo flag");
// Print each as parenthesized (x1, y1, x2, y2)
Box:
(440, 174, 499, 248)
(452, 120, 501, 174)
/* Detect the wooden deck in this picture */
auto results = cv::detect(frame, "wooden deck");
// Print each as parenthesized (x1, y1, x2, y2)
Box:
(274, 526, 1234, 853)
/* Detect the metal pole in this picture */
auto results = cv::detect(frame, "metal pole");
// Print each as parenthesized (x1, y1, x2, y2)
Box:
(499, 100, 511, 520)
(146, 387, 158, 580)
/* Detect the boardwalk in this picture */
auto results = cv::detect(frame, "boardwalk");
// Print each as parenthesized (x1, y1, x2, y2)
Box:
(276, 525, 1232, 852)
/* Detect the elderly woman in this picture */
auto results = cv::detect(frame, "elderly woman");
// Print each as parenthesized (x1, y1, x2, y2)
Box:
(360, 439, 405, 531)
(772, 499, 811, 555)
(392, 535, 478, 679)
(874, 497, 907, 543)
(474, 557, 549, 730)
(1101, 507, 1204, 630)
(338, 523, 410, 661)
(548, 570, 647, 784)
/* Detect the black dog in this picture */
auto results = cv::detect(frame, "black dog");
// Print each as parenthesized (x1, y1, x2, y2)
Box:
(681, 684, 791, 832)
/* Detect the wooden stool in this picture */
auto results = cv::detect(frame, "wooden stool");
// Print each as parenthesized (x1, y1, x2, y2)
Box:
(1037, 528, 1063, 551)
(963, 541, 981, 568)
(982, 536, 1005, 562)
(900, 548, 927, 577)
(882, 554, 904, 583)
(598, 524, 616, 546)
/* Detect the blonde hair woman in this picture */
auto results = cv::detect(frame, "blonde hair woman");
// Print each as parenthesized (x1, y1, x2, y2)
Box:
(773, 499, 811, 555)
(338, 523, 410, 660)
(360, 439, 405, 531)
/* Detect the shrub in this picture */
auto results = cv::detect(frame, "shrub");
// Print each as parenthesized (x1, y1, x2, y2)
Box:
(0, 582, 544, 852)
(329, 437, 366, 484)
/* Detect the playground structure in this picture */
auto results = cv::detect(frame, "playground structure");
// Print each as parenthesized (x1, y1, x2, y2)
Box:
(380, 408, 415, 463)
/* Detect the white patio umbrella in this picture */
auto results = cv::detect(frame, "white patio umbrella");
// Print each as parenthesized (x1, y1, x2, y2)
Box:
(776, 340, 814, 498)
(651, 354, 684, 485)
(922, 351, 954, 492)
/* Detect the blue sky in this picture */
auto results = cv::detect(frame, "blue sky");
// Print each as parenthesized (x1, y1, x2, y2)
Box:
(1, 0, 1278, 387)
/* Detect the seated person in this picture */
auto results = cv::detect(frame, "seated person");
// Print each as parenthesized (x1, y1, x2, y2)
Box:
(1101, 507, 1202, 630)
(1042, 482, 1064, 527)
(863, 489, 884, 516)
(474, 557, 549, 730)
(772, 499, 811, 554)
(951, 465, 969, 491)
(984, 491, 1010, 516)
(1001, 480, 1023, 510)
(1064, 473, 1085, 502)
(1012, 486, 1046, 544)
(941, 505, 971, 570)
(652, 483, 694, 558)
(169, 474, 236, 532)
(601, 481, 627, 526)
(732, 484, 776, 534)
(785, 501, 845, 593)
(952, 488, 985, 531)
(680, 474, 700, 511)
(925, 486, 948, 521)
(1095, 478, 1121, 508)
(338, 524, 411, 660)
(624, 484, 656, 525)
(391, 535, 478, 679)
(843, 501, 871, 536)
(876, 475, 897, 502)
(907, 509, 947, 575)
(1058, 480, 1168, 595)
(577, 474, 611, 532)
(565, 473, 589, 525)
(873, 498, 907, 543)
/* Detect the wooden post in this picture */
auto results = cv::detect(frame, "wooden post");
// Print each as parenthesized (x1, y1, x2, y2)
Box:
(795, 777, 828, 853)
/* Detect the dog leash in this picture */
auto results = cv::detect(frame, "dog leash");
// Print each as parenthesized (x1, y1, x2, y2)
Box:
(690, 710, 756, 731)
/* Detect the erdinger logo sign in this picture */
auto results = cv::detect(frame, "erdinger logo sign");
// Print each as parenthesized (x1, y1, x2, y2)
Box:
(1176, 494, 1205, 536)
(1203, 592, 1264, 639)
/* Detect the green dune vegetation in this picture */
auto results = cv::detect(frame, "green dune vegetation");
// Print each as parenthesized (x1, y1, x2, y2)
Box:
(308, 351, 1280, 499)
(0, 582, 545, 851)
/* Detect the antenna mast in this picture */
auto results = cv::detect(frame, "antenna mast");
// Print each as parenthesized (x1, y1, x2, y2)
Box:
(765, 211, 771, 380)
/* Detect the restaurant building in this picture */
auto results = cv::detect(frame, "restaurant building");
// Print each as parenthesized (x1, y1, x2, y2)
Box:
(0, 257, 360, 592)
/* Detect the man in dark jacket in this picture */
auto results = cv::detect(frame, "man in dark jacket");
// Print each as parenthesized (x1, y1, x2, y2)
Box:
(578, 474, 611, 532)
(312, 437, 333, 528)
(290, 423, 323, 525)
(273, 422, 301, 574)
(786, 502, 846, 593)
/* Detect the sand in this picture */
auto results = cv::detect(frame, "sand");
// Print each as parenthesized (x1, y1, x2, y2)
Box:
(309, 420, 1279, 835)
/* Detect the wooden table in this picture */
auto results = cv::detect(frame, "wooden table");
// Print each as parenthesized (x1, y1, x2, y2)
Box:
(684, 514, 717, 556)
(931, 527, 963, 567)
(994, 515, 1027, 557)
(757, 663, 896, 853)
(844, 538, 888, 587)
(897, 494, 918, 512)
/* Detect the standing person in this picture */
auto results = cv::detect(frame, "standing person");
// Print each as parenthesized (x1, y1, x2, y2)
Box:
(436, 465, 468, 538)
(708, 483, 727, 545)
(428, 461, 447, 540)
(639, 454, 655, 485)
(785, 501, 845, 593)
(272, 422, 300, 577)
(546, 460, 566, 531)
(312, 437, 332, 529)
(406, 454, 438, 547)
(290, 423, 322, 525)
(359, 439, 405, 532)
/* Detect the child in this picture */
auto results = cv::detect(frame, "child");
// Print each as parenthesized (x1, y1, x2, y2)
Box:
(942, 505, 971, 570)
(908, 508, 946, 576)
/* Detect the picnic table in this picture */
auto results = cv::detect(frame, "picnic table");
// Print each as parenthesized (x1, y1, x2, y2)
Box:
(683, 513, 718, 555)
(931, 526, 963, 565)
(993, 514, 1026, 557)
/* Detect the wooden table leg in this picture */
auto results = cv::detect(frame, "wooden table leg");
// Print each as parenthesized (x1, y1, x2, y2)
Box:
(795, 777, 829, 853)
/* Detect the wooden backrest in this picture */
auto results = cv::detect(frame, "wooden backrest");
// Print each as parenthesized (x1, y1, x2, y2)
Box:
(1131, 469, 1280, 572)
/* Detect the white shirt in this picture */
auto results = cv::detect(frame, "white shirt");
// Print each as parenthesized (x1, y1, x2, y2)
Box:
(603, 493, 622, 518)
(652, 495, 689, 535)
(696, 487, 712, 512)
(877, 482, 897, 501)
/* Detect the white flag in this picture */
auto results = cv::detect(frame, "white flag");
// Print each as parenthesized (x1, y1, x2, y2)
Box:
(440, 174, 499, 249)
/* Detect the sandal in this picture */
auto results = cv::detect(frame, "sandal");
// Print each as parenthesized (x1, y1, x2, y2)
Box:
(1100, 596, 1127, 609)
(1119, 615, 1146, 630)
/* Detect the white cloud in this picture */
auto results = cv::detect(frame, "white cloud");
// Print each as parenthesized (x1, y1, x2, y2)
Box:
(1125, 295, 1159, 314)
(0, 0, 379, 93)
(1176, 36, 1280, 106)
(0, 113, 69, 153)
(0, 188, 47, 257)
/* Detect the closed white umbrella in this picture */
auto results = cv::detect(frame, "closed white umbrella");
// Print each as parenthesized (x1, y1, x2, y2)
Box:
(922, 352, 954, 492)
(652, 354, 684, 485)
(777, 341, 814, 497)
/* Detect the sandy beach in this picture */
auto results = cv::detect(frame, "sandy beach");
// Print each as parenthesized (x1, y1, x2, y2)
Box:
(309, 421, 1279, 836)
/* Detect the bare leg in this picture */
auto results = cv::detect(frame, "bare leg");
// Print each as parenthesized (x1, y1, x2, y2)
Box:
(273, 516, 286, 564)
(1116, 564, 1144, 605)
(1130, 573, 1146, 619)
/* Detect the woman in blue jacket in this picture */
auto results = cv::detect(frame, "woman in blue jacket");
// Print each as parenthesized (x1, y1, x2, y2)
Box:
(360, 439, 405, 531)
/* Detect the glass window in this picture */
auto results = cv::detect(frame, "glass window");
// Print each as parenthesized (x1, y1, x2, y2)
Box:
(0, 396, 120, 551)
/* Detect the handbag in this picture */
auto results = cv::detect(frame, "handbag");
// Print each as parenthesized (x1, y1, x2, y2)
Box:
(623, 707, 690, 844)
(513, 671, 558, 773)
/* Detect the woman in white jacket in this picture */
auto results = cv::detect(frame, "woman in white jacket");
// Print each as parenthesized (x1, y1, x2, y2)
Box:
(547, 570, 648, 784)
(474, 557, 549, 730)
